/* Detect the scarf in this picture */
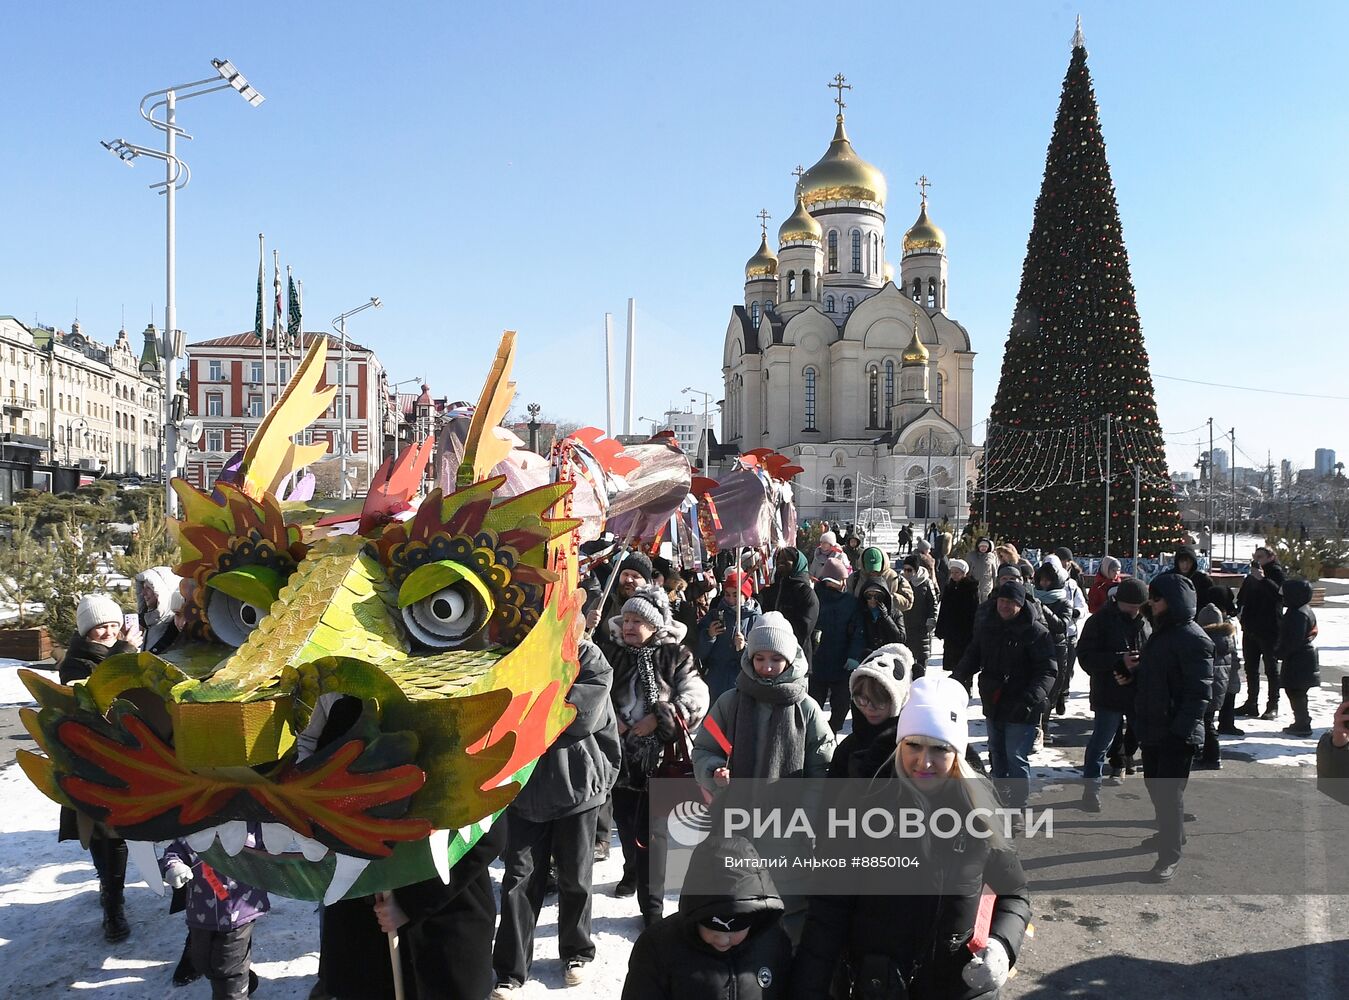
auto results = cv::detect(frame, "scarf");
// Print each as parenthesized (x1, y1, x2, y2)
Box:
(727, 664, 809, 782)
(1034, 586, 1067, 605)
(624, 645, 666, 780)
(907, 567, 931, 590)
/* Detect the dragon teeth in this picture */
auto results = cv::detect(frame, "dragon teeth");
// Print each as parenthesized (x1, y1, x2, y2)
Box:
(127, 841, 164, 896)
(456, 824, 474, 845)
(324, 854, 371, 906)
(217, 821, 249, 857)
(260, 823, 294, 856)
(186, 827, 218, 852)
(477, 813, 494, 834)
(298, 836, 329, 862)
(428, 829, 451, 885)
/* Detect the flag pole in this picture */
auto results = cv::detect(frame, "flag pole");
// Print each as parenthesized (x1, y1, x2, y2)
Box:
(257, 234, 267, 422)
(272, 248, 282, 407)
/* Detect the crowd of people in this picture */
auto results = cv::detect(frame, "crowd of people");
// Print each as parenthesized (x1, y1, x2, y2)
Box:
(47, 521, 1349, 999)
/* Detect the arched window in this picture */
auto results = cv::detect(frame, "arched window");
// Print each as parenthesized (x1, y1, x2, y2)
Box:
(751, 301, 761, 327)
(851, 229, 862, 272)
(935, 371, 945, 412)
(825, 295, 835, 313)
(787, 271, 797, 300)
(941, 279, 947, 309)
(872, 233, 880, 274)
(845, 296, 855, 313)
(867, 365, 880, 427)
(802, 270, 812, 297)
(824, 477, 837, 502)
(804, 367, 817, 430)
(884, 360, 895, 428)
(842, 477, 854, 500)
(827, 231, 839, 272)
(912, 277, 922, 302)
(927, 277, 937, 308)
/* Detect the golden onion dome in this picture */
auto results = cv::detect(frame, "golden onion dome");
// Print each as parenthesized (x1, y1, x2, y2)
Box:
(883, 261, 895, 283)
(799, 116, 887, 208)
(778, 192, 822, 245)
(745, 235, 779, 279)
(902, 319, 930, 364)
(903, 198, 947, 253)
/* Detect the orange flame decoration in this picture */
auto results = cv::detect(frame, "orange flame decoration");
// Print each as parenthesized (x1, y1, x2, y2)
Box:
(58, 716, 430, 858)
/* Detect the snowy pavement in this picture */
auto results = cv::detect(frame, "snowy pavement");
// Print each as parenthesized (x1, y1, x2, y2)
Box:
(0, 601, 1345, 998)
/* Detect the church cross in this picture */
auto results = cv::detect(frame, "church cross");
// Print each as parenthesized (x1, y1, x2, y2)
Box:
(792, 165, 805, 195)
(828, 73, 851, 116)
(757, 208, 771, 238)
(916, 175, 932, 205)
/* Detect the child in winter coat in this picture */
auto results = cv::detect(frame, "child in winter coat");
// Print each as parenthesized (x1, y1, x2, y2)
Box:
(1195, 603, 1238, 767)
(159, 833, 269, 998)
(827, 643, 913, 780)
(791, 670, 1031, 1000)
(622, 836, 792, 1000)
(967, 538, 999, 602)
(1276, 579, 1321, 737)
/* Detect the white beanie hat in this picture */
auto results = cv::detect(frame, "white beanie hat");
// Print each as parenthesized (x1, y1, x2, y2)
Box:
(947, 558, 970, 575)
(818, 530, 839, 548)
(897, 668, 969, 755)
(621, 584, 673, 634)
(746, 611, 799, 661)
(77, 594, 124, 638)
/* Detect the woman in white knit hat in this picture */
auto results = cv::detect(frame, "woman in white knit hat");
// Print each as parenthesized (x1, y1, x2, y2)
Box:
(791, 668, 1032, 1000)
(56, 593, 143, 944)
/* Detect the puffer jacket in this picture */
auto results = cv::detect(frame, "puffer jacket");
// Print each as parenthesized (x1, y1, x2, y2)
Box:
(1076, 599, 1150, 714)
(848, 549, 915, 614)
(857, 581, 906, 654)
(901, 568, 938, 664)
(967, 538, 999, 602)
(1132, 573, 1213, 747)
(622, 837, 792, 1000)
(1237, 560, 1285, 640)
(1276, 580, 1321, 691)
(934, 575, 980, 669)
(760, 551, 820, 667)
(812, 582, 865, 683)
(953, 603, 1058, 723)
(58, 633, 139, 685)
(510, 640, 621, 822)
(1198, 614, 1237, 715)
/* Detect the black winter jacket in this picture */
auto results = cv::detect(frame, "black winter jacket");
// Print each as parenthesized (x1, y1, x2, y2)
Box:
(827, 716, 898, 781)
(1132, 573, 1213, 747)
(1236, 561, 1285, 640)
(510, 640, 620, 822)
(790, 779, 1031, 1000)
(623, 839, 792, 1000)
(934, 576, 979, 652)
(858, 582, 906, 653)
(954, 604, 1058, 723)
(761, 570, 820, 666)
(1276, 580, 1320, 691)
(1076, 600, 1150, 714)
(813, 582, 865, 683)
(901, 572, 938, 663)
(58, 633, 139, 685)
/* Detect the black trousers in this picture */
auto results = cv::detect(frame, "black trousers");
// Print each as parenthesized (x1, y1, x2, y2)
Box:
(808, 674, 853, 733)
(189, 923, 254, 1000)
(1141, 737, 1194, 866)
(492, 806, 600, 986)
(1107, 714, 1138, 766)
(595, 794, 613, 846)
(1243, 632, 1280, 710)
(1287, 688, 1312, 730)
(612, 785, 668, 925)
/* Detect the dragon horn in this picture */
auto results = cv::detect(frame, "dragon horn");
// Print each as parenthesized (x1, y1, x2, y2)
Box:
(456, 332, 517, 488)
(239, 336, 336, 501)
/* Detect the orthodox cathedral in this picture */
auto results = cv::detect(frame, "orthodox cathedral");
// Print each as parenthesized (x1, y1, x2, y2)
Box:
(719, 76, 979, 526)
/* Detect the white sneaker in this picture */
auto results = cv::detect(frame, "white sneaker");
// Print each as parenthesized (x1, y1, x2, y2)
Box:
(490, 984, 519, 999)
(564, 961, 587, 987)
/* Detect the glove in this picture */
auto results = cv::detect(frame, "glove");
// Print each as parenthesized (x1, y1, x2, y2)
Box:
(844, 658, 860, 672)
(961, 937, 1010, 993)
(164, 859, 193, 890)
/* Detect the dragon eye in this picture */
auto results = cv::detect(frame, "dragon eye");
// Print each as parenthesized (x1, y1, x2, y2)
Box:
(207, 590, 268, 646)
(403, 583, 488, 649)
(397, 560, 496, 650)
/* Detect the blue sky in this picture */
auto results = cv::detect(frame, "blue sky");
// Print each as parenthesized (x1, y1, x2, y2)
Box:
(3, 1, 1346, 474)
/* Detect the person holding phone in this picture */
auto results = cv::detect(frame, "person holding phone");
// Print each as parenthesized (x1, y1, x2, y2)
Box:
(697, 570, 762, 703)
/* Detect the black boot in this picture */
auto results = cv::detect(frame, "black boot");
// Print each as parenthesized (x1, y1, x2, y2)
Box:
(100, 878, 131, 942)
(173, 931, 201, 986)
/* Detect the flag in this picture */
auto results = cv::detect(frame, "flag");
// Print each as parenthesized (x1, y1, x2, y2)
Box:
(287, 274, 301, 348)
(254, 245, 264, 341)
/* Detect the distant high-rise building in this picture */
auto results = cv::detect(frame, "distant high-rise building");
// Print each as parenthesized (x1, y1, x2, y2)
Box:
(1314, 448, 1336, 478)
(1280, 459, 1294, 491)
(1211, 447, 1229, 476)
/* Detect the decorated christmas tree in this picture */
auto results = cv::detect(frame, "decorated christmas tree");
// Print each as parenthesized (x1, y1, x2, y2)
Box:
(981, 23, 1182, 556)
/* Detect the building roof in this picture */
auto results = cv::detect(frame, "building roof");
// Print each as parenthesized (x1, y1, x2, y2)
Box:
(188, 331, 372, 353)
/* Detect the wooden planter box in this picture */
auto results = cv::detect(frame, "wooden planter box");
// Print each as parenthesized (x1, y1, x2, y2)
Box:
(1321, 566, 1349, 579)
(0, 626, 53, 661)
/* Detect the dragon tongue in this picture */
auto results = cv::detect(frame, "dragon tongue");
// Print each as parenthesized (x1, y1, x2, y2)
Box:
(324, 854, 371, 906)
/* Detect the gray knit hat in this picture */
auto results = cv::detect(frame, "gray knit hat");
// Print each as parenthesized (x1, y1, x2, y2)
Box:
(746, 610, 798, 660)
(621, 584, 672, 633)
(77, 594, 124, 637)
(995, 562, 1022, 581)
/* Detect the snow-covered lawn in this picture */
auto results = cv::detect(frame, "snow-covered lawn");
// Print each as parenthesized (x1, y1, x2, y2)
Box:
(1, 602, 1345, 998)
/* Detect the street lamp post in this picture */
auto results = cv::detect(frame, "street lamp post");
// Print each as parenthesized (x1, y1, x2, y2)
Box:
(682, 386, 713, 470)
(102, 58, 263, 517)
(332, 298, 382, 499)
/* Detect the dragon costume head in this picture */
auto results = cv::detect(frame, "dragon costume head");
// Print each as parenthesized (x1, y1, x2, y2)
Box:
(17, 332, 584, 903)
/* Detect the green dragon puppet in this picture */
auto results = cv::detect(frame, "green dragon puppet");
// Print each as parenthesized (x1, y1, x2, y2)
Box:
(16, 331, 584, 905)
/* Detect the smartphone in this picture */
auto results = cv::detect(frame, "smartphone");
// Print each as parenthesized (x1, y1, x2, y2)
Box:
(123, 614, 138, 634)
(1342, 676, 1349, 700)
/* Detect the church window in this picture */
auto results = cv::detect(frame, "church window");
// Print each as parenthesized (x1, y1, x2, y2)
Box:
(804, 367, 817, 430)
(867, 365, 880, 427)
(825, 295, 835, 313)
(842, 477, 853, 500)
(927, 277, 937, 308)
(941, 279, 947, 309)
(845, 296, 855, 313)
(873, 233, 880, 275)
(824, 477, 837, 502)
(851, 229, 862, 272)
(884, 361, 895, 428)
(935, 371, 945, 412)
(751, 301, 761, 327)
(802, 270, 812, 297)
(827, 231, 838, 272)
(787, 271, 796, 301)
(912, 278, 922, 302)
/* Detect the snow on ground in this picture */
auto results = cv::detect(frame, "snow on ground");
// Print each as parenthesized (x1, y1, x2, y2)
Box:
(0, 603, 1345, 997)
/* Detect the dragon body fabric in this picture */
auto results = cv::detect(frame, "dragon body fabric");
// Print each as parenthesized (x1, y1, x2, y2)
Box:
(16, 332, 584, 905)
